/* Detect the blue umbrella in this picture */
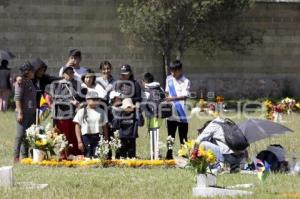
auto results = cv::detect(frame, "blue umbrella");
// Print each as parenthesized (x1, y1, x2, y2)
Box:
(237, 119, 293, 143)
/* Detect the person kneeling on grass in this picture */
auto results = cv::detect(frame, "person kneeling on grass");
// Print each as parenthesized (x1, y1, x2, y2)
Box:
(196, 117, 248, 173)
(74, 91, 109, 158)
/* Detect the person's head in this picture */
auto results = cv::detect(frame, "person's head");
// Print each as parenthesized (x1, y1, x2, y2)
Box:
(62, 66, 74, 81)
(68, 49, 82, 67)
(143, 72, 154, 84)
(86, 91, 100, 108)
(30, 58, 47, 79)
(19, 61, 35, 80)
(0, 59, 9, 69)
(169, 60, 183, 79)
(81, 69, 96, 88)
(99, 61, 112, 78)
(109, 91, 122, 107)
(119, 64, 133, 80)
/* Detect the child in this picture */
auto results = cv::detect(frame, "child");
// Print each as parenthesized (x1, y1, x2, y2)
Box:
(49, 66, 86, 159)
(142, 72, 165, 160)
(112, 98, 143, 159)
(165, 60, 191, 159)
(13, 62, 37, 163)
(73, 91, 109, 158)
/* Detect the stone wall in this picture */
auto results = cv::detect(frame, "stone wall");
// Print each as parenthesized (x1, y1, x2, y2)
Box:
(0, 0, 300, 99)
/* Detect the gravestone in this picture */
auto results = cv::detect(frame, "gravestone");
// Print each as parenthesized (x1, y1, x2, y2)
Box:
(0, 166, 14, 187)
(192, 187, 253, 197)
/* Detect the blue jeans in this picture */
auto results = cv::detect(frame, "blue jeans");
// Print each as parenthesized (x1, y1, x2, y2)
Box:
(200, 141, 244, 168)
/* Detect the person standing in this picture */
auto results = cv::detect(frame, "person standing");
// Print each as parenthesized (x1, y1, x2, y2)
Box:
(96, 61, 116, 100)
(13, 62, 37, 163)
(30, 58, 60, 107)
(49, 66, 87, 159)
(58, 49, 87, 82)
(0, 59, 11, 111)
(81, 69, 107, 100)
(165, 60, 190, 159)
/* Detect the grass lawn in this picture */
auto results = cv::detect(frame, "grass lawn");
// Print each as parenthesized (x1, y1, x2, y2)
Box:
(0, 111, 300, 199)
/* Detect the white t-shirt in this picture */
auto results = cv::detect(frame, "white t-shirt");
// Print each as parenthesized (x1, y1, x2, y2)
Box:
(81, 83, 108, 100)
(165, 75, 190, 122)
(59, 66, 87, 82)
(73, 107, 108, 135)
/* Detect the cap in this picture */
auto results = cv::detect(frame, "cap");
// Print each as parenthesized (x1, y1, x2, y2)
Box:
(120, 64, 132, 75)
(62, 66, 74, 74)
(86, 91, 100, 99)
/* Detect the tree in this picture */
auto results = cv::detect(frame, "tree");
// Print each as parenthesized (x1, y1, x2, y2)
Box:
(118, 0, 261, 78)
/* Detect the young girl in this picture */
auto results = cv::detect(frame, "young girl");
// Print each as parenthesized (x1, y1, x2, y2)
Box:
(112, 98, 143, 159)
(13, 62, 37, 163)
(73, 91, 109, 158)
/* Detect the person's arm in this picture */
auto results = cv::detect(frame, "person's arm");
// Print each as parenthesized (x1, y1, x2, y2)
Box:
(14, 83, 23, 123)
(75, 123, 84, 152)
(196, 124, 215, 143)
(132, 80, 142, 103)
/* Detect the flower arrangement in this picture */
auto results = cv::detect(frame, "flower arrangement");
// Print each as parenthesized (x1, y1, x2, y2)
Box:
(281, 97, 296, 114)
(263, 100, 274, 120)
(166, 136, 175, 150)
(26, 124, 68, 159)
(20, 158, 175, 168)
(178, 140, 216, 174)
(96, 132, 122, 161)
(215, 96, 224, 103)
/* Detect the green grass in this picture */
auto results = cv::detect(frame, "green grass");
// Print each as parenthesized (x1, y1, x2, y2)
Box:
(0, 111, 300, 199)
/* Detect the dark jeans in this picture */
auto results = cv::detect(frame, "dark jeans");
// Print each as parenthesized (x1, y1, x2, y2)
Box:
(14, 110, 36, 159)
(167, 120, 188, 144)
(117, 138, 136, 159)
(82, 133, 100, 158)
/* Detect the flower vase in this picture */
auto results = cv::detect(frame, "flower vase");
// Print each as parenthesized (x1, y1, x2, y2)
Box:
(196, 173, 217, 188)
(273, 112, 283, 123)
(32, 149, 45, 162)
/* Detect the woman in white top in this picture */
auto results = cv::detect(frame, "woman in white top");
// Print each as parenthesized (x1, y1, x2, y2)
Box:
(96, 61, 115, 99)
(81, 69, 107, 100)
(58, 49, 87, 82)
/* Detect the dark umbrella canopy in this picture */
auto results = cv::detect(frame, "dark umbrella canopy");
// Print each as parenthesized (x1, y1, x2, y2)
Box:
(237, 119, 293, 143)
(0, 50, 15, 60)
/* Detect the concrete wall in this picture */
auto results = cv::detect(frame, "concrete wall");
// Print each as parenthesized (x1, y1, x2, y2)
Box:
(0, 0, 300, 99)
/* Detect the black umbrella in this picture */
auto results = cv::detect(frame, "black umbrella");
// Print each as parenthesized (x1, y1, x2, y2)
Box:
(0, 50, 15, 60)
(237, 119, 293, 143)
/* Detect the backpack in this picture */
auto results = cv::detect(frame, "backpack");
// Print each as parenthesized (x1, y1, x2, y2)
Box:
(214, 118, 249, 151)
(144, 86, 172, 118)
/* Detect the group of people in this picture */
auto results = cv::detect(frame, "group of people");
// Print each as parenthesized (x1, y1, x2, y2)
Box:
(12, 49, 191, 163)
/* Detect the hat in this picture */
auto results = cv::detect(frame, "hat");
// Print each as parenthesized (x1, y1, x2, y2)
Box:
(30, 58, 47, 71)
(169, 60, 182, 70)
(109, 90, 122, 100)
(19, 61, 34, 74)
(121, 98, 135, 110)
(81, 69, 95, 82)
(120, 64, 132, 75)
(86, 91, 100, 99)
(62, 66, 74, 74)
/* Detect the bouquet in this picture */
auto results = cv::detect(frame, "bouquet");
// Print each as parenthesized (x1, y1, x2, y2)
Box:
(178, 140, 216, 174)
(26, 123, 68, 159)
(281, 97, 296, 114)
(96, 132, 121, 161)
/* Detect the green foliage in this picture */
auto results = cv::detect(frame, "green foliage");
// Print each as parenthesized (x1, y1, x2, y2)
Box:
(118, 0, 261, 65)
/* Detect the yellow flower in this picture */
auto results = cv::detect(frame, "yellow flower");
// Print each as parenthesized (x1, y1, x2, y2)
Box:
(35, 140, 47, 146)
(185, 140, 195, 149)
(296, 102, 300, 109)
(206, 150, 216, 164)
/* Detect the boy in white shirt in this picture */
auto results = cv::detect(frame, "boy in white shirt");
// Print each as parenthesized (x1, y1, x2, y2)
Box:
(59, 49, 87, 82)
(74, 91, 109, 158)
(165, 60, 191, 159)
